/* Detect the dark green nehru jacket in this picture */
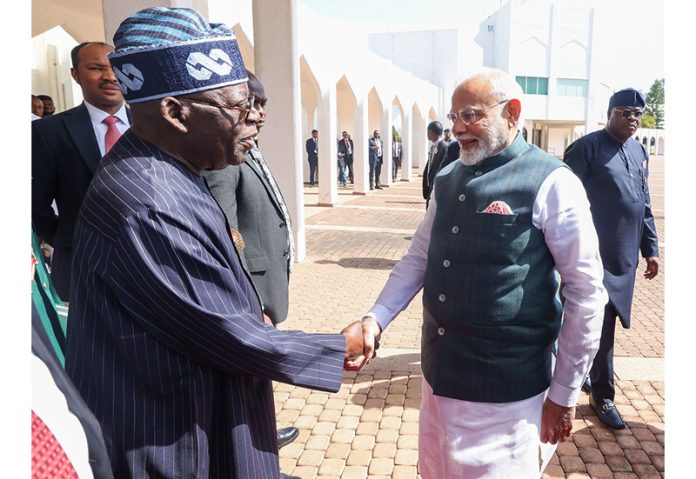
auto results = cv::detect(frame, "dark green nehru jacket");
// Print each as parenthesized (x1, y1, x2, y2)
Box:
(422, 134, 568, 403)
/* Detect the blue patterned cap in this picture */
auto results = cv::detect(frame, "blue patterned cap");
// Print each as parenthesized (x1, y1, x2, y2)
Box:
(109, 7, 247, 104)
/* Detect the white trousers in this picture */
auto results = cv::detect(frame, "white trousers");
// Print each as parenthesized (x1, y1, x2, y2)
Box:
(418, 379, 556, 478)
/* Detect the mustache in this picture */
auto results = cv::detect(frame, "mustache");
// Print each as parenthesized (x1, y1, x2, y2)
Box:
(100, 80, 120, 88)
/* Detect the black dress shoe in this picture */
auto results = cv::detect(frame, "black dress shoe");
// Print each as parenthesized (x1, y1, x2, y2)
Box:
(589, 395, 625, 430)
(375, 185, 383, 190)
(370, 186, 374, 190)
(279, 473, 301, 479)
(581, 377, 592, 394)
(277, 426, 299, 449)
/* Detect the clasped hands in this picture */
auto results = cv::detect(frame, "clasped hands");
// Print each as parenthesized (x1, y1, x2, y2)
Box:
(341, 317, 382, 371)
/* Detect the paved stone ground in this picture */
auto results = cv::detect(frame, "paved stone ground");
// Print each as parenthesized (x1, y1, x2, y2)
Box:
(275, 156, 665, 478)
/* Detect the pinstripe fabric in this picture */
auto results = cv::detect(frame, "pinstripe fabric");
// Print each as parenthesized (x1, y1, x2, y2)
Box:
(65, 130, 346, 478)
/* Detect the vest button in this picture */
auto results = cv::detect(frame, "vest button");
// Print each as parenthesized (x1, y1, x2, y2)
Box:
(451, 225, 459, 234)
(443, 259, 451, 268)
(438, 293, 446, 302)
(437, 327, 445, 336)
(458, 193, 466, 202)
(475, 170, 483, 176)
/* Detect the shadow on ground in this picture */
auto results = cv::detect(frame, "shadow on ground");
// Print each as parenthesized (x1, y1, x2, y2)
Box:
(315, 257, 399, 270)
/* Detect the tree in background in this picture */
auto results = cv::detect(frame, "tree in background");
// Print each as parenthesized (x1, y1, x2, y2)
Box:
(640, 113, 657, 129)
(644, 78, 664, 129)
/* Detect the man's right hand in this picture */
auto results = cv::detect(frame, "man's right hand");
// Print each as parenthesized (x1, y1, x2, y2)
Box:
(342, 316, 381, 371)
(341, 321, 365, 371)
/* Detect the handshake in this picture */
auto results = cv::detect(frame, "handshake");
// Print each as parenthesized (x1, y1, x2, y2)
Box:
(340, 316, 382, 371)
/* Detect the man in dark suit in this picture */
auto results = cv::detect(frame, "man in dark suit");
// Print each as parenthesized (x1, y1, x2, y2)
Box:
(391, 136, 402, 182)
(67, 8, 365, 478)
(203, 71, 300, 469)
(306, 129, 319, 186)
(422, 121, 448, 206)
(337, 131, 354, 186)
(368, 129, 383, 190)
(32, 41, 129, 301)
(564, 88, 660, 430)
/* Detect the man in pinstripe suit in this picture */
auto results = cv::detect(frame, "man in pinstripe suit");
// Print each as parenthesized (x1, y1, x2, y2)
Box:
(65, 8, 365, 478)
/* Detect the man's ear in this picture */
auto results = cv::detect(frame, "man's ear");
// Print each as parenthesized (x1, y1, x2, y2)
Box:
(70, 67, 79, 85)
(507, 99, 521, 127)
(160, 97, 189, 134)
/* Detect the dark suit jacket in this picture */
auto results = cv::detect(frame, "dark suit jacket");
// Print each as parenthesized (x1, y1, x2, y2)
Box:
(306, 137, 318, 163)
(32, 103, 130, 298)
(337, 138, 354, 164)
(203, 149, 291, 324)
(368, 137, 383, 164)
(564, 130, 659, 327)
(32, 104, 100, 249)
(423, 139, 448, 200)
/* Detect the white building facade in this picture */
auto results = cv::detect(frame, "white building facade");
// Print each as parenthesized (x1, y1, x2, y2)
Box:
(31, 0, 664, 260)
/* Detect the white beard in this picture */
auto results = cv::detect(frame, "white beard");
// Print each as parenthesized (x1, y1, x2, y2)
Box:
(458, 123, 509, 166)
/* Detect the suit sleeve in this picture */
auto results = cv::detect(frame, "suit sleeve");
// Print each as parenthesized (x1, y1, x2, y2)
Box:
(432, 141, 447, 174)
(32, 122, 59, 245)
(639, 151, 660, 258)
(110, 208, 346, 392)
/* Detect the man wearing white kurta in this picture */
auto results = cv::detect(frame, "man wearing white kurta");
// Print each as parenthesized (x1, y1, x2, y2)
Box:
(352, 70, 607, 478)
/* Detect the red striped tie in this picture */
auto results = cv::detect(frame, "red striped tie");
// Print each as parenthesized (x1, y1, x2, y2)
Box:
(32, 410, 79, 479)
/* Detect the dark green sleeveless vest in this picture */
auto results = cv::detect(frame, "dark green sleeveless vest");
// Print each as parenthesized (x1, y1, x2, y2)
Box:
(422, 135, 567, 403)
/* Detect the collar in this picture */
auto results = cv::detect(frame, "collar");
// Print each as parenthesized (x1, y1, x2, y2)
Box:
(602, 128, 631, 146)
(84, 101, 129, 125)
(479, 132, 526, 168)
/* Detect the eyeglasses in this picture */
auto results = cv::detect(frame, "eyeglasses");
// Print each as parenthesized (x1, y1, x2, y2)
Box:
(614, 108, 644, 119)
(447, 99, 509, 125)
(180, 97, 254, 121)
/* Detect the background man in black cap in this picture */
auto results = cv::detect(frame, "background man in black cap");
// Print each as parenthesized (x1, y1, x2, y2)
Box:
(564, 88, 660, 430)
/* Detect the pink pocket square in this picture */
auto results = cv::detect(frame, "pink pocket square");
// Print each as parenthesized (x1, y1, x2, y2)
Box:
(481, 201, 513, 214)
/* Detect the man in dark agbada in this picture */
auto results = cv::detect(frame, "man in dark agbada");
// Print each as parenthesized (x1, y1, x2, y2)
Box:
(564, 88, 660, 430)
(65, 7, 364, 478)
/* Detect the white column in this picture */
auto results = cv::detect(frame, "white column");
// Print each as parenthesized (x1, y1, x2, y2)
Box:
(104, 0, 211, 44)
(353, 97, 369, 195)
(253, 0, 307, 261)
(318, 87, 338, 206)
(401, 110, 413, 181)
(381, 104, 393, 187)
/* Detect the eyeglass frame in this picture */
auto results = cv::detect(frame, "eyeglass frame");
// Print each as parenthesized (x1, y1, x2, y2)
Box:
(612, 107, 644, 119)
(179, 96, 254, 121)
(447, 99, 510, 126)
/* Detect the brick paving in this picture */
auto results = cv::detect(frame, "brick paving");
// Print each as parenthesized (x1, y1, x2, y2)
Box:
(276, 156, 665, 478)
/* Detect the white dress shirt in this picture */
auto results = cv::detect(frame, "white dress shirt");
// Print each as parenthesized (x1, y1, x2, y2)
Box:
(367, 165, 607, 407)
(84, 101, 130, 156)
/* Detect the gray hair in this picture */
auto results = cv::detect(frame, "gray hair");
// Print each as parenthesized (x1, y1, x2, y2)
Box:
(458, 68, 523, 102)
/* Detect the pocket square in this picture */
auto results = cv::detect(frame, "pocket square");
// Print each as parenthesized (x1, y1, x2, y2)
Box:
(481, 201, 513, 215)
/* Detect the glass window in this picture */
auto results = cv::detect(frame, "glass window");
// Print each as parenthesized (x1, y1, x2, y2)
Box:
(557, 79, 588, 97)
(516, 76, 548, 95)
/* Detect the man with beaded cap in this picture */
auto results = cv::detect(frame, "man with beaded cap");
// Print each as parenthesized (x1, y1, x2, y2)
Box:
(65, 7, 365, 478)
(352, 69, 608, 477)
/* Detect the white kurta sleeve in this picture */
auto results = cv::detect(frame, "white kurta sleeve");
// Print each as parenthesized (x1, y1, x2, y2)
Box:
(366, 188, 437, 331)
(533, 167, 608, 407)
